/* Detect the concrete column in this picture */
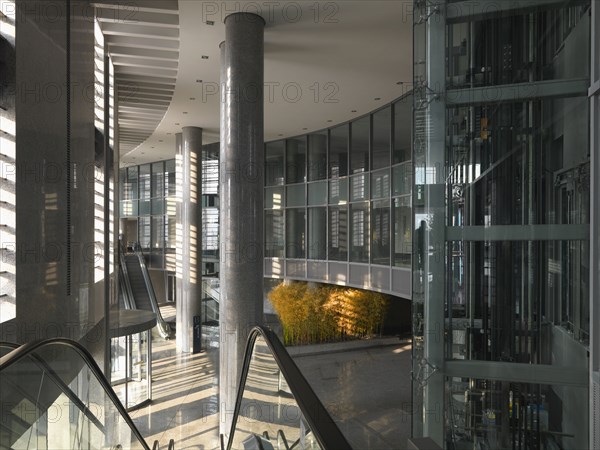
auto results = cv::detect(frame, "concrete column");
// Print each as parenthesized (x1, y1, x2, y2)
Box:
(219, 12, 265, 438)
(176, 127, 203, 353)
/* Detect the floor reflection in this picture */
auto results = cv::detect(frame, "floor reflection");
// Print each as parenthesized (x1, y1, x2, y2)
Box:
(129, 335, 220, 450)
(292, 341, 412, 450)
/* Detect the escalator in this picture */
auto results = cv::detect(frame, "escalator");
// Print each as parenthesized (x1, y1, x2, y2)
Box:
(0, 339, 148, 449)
(222, 326, 352, 450)
(119, 241, 172, 339)
(0, 327, 350, 450)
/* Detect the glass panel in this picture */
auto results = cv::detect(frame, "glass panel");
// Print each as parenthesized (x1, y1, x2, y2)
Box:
(138, 200, 151, 216)
(229, 335, 323, 450)
(350, 174, 369, 202)
(308, 131, 328, 181)
(0, 342, 146, 449)
(287, 137, 307, 184)
(112, 332, 151, 410)
(265, 186, 284, 209)
(165, 159, 176, 197)
(166, 215, 177, 271)
(328, 206, 348, 261)
(393, 196, 412, 267)
(120, 169, 127, 200)
(350, 202, 369, 263)
(329, 177, 348, 205)
(446, 7, 590, 89)
(371, 200, 390, 265)
(126, 166, 138, 200)
(265, 210, 284, 258)
(308, 181, 327, 206)
(151, 216, 164, 250)
(372, 106, 391, 170)
(286, 209, 305, 259)
(371, 168, 390, 199)
(446, 377, 588, 450)
(121, 200, 138, 217)
(393, 163, 412, 197)
(265, 141, 285, 186)
(350, 116, 370, 174)
(138, 217, 150, 249)
(447, 99, 590, 227)
(151, 198, 164, 215)
(329, 124, 348, 178)
(203, 143, 220, 199)
(286, 184, 305, 208)
(165, 198, 176, 216)
(128, 331, 150, 409)
(447, 239, 590, 361)
(393, 97, 412, 164)
(151, 161, 165, 198)
(203, 207, 219, 261)
(308, 207, 327, 260)
(139, 164, 151, 200)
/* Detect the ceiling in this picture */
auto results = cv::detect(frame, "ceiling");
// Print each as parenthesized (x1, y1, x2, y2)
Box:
(113, 1, 413, 167)
(94, 0, 180, 155)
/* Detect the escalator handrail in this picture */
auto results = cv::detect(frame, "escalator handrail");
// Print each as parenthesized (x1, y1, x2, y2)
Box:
(226, 326, 352, 450)
(132, 243, 171, 338)
(0, 337, 150, 450)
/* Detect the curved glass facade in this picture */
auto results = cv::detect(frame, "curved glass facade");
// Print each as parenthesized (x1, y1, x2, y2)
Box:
(264, 93, 413, 297)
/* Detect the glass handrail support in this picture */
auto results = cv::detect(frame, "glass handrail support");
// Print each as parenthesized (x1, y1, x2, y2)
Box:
(0, 338, 149, 450)
(224, 326, 352, 450)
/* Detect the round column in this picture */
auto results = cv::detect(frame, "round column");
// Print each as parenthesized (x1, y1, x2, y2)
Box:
(219, 12, 265, 437)
(176, 126, 203, 353)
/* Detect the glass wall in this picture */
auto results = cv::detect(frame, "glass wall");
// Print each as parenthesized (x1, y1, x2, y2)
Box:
(264, 93, 413, 271)
(413, 1, 592, 447)
(119, 143, 219, 275)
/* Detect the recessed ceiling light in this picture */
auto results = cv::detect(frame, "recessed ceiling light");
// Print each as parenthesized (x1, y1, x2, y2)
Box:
(302, 128, 307, 130)
(196, 79, 203, 83)
(201, 55, 209, 60)
(374, 97, 381, 101)
(351, 110, 357, 113)
(159, 140, 163, 142)
(190, 97, 196, 101)
(396, 81, 404, 85)
(206, 20, 215, 25)
(327, 120, 333, 123)
(183, 112, 188, 114)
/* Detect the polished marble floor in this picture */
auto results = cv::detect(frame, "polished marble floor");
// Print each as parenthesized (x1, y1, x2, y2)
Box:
(129, 337, 221, 450)
(293, 342, 413, 450)
(130, 329, 412, 450)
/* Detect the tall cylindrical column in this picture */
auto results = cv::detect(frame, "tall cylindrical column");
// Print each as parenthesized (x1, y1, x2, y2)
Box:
(176, 126, 203, 353)
(219, 12, 265, 438)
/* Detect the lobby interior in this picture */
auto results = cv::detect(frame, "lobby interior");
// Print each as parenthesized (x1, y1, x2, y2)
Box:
(0, 1, 599, 449)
